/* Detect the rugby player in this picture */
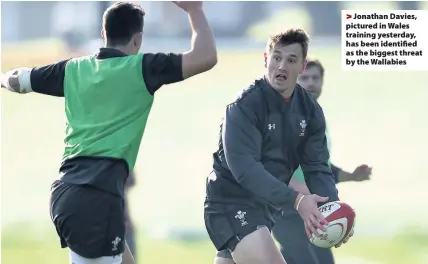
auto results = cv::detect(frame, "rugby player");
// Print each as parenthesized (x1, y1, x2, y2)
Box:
(1, 2, 217, 264)
(204, 29, 353, 264)
(272, 59, 372, 264)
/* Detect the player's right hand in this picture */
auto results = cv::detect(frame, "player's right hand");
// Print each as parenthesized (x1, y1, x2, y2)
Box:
(295, 194, 329, 238)
(173, 1, 203, 12)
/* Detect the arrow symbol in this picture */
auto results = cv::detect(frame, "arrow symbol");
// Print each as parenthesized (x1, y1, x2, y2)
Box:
(346, 14, 352, 19)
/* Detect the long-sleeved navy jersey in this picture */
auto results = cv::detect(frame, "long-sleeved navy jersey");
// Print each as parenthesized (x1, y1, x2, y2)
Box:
(206, 78, 339, 211)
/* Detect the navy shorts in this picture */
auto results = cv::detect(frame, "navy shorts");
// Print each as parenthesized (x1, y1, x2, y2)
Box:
(50, 180, 126, 258)
(204, 201, 275, 253)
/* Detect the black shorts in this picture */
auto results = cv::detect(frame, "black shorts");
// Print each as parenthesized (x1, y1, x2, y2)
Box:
(204, 201, 275, 252)
(50, 180, 125, 258)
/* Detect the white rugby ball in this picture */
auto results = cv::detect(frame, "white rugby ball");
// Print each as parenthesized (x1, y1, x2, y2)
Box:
(309, 201, 356, 248)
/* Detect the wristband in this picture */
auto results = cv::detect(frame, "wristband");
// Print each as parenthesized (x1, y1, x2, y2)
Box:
(296, 195, 305, 211)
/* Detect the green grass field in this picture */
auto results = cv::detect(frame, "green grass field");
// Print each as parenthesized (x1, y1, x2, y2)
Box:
(2, 41, 428, 264)
(2, 226, 428, 264)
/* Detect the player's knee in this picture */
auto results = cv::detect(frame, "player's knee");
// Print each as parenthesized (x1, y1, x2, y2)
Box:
(69, 250, 122, 264)
(231, 227, 286, 264)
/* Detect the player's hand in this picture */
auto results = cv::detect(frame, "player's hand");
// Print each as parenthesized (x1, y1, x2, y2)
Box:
(295, 194, 329, 238)
(1, 70, 19, 92)
(173, 1, 203, 13)
(335, 227, 354, 248)
(351, 164, 372, 182)
(1, 72, 6, 88)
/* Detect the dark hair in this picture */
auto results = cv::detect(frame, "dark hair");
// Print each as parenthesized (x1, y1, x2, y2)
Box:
(102, 2, 145, 46)
(306, 59, 325, 77)
(267, 28, 310, 59)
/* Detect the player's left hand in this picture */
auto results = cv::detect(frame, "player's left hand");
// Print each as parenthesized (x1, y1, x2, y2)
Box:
(350, 164, 372, 182)
(173, 1, 203, 12)
(335, 228, 354, 248)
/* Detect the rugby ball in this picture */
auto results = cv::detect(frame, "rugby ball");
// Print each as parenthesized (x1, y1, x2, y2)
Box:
(309, 201, 355, 248)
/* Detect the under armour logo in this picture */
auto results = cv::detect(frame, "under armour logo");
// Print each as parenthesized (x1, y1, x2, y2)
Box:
(268, 124, 276, 130)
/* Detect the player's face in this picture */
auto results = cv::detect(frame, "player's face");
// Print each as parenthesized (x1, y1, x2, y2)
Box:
(298, 65, 323, 100)
(265, 43, 306, 95)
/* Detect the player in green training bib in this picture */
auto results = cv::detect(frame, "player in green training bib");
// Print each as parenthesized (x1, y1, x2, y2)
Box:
(1, 2, 217, 264)
(271, 59, 372, 264)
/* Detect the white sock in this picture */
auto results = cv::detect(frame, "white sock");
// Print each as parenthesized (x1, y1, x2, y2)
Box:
(69, 250, 122, 264)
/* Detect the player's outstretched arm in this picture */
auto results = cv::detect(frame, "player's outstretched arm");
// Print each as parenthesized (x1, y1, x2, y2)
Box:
(1, 59, 69, 97)
(222, 102, 299, 210)
(174, 1, 217, 79)
(141, 2, 217, 95)
(331, 163, 372, 183)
